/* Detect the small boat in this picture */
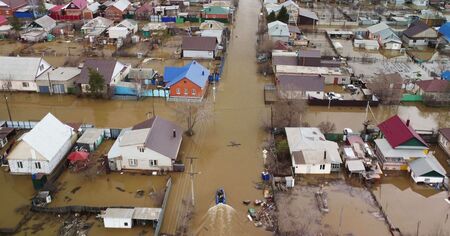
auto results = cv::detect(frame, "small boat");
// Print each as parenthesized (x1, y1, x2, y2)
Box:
(216, 188, 226, 204)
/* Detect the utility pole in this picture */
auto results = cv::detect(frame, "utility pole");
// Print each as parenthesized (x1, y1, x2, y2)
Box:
(3, 94, 12, 122)
(187, 157, 200, 206)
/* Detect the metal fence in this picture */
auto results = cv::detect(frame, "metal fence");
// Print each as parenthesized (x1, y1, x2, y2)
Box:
(5, 120, 38, 129)
(155, 177, 172, 236)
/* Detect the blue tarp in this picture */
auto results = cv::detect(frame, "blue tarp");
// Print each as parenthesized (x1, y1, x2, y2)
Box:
(161, 16, 176, 22)
(439, 22, 450, 42)
(442, 70, 450, 81)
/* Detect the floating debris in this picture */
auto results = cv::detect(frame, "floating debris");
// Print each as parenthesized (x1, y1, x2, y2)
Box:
(115, 187, 126, 192)
(70, 186, 81, 194)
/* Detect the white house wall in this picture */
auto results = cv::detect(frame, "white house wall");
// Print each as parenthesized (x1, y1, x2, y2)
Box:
(294, 163, 331, 174)
(269, 35, 289, 43)
(119, 145, 173, 170)
(0, 80, 38, 92)
(411, 172, 443, 184)
(109, 28, 129, 39)
(183, 50, 214, 59)
(384, 42, 402, 50)
(104, 218, 132, 228)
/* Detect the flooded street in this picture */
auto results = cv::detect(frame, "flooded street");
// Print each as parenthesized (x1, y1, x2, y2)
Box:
(0, 0, 449, 235)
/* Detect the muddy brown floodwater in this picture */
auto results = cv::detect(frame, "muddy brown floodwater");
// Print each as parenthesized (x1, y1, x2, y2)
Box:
(1, 0, 449, 235)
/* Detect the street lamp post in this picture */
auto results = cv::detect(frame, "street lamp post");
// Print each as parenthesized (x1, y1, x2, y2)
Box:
(3, 94, 12, 122)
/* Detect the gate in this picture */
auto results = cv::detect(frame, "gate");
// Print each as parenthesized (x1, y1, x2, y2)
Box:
(39, 86, 50, 93)
(52, 84, 65, 94)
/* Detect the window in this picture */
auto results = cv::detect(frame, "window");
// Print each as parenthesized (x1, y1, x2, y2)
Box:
(17, 161, 23, 169)
(138, 146, 145, 152)
(22, 82, 29, 87)
(149, 160, 158, 166)
(192, 89, 196, 96)
(184, 88, 188, 95)
(319, 164, 325, 170)
(176, 88, 180, 95)
(35, 162, 41, 169)
(39, 64, 44, 71)
(124, 222, 128, 226)
(413, 40, 416, 43)
(129, 159, 137, 166)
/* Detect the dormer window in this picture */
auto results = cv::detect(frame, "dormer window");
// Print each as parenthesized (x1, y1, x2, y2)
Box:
(138, 146, 145, 152)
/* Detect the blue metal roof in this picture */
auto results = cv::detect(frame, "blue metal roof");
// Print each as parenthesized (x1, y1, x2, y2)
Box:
(442, 70, 450, 81)
(438, 22, 450, 42)
(164, 61, 210, 88)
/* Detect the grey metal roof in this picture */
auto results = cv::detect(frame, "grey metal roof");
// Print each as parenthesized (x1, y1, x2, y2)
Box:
(132, 208, 161, 220)
(409, 156, 446, 177)
(132, 116, 183, 160)
(77, 128, 103, 145)
(277, 74, 324, 92)
(104, 208, 134, 219)
(36, 67, 80, 82)
(367, 22, 390, 34)
(33, 15, 56, 32)
(0, 56, 51, 81)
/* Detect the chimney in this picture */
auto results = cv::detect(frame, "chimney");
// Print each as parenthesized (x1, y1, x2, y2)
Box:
(173, 129, 176, 138)
(323, 150, 326, 160)
(406, 119, 410, 127)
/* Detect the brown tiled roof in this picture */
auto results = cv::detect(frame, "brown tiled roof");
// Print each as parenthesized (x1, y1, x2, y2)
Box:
(272, 56, 297, 66)
(182, 36, 217, 51)
(403, 21, 430, 38)
(0, 0, 27, 9)
(77, 59, 117, 84)
(417, 79, 450, 92)
(277, 74, 324, 92)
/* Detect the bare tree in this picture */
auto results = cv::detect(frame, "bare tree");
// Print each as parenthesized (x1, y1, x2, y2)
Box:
(318, 121, 336, 134)
(272, 99, 307, 128)
(172, 101, 213, 136)
(367, 73, 403, 105)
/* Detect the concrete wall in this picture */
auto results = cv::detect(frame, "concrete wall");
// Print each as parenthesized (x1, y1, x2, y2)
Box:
(183, 50, 214, 59)
(104, 217, 132, 228)
(294, 163, 331, 174)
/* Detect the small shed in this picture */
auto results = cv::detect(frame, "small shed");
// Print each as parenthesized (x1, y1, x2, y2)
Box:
(103, 208, 134, 228)
(346, 159, 365, 174)
(132, 207, 161, 227)
(76, 128, 104, 152)
(408, 156, 447, 184)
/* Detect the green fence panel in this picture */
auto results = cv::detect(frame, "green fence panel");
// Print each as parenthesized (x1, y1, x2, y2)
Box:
(401, 94, 423, 102)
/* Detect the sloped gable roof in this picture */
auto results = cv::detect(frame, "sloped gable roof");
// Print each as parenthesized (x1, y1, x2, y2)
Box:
(22, 113, 73, 161)
(378, 115, 428, 148)
(132, 116, 183, 160)
(268, 20, 289, 37)
(182, 36, 217, 51)
(367, 22, 390, 34)
(164, 61, 210, 88)
(403, 21, 431, 38)
(0, 56, 51, 81)
(409, 156, 446, 177)
(78, 59, 119, 84)
(417, 79, 450, 93)
(439, 128, 450, 141)
(0, 0, 27, 9)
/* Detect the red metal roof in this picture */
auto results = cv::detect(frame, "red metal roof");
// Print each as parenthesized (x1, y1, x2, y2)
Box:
(377, 115, 428, 148)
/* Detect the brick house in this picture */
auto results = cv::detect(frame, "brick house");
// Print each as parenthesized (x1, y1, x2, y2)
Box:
(105, 0, 131, 22)
(0, 0, 27, 17)
(164, 61, 210, 100)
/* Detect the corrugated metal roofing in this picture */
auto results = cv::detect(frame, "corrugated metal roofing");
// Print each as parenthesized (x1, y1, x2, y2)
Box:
(22, 113, 74, 161)
(439, 22, 450, 42)
(409, 156, 446, 177)
(164, 60, 210, 88)
(0, 56, 51, 81)
(417, 79, 449, 92)
(378, 115, 428, 148)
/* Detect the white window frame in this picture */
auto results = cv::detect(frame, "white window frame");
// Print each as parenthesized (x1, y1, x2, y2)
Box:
(17, 161, 23, 169)
(176, 88, 180, 95)
(192, 89, 196, 96)
(129, 159, 138, 166)
(35, 162, 41, 169)
(149, 160, 158, 166)
(22, 82, 29, 87)
(138, 146, 145, 152)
